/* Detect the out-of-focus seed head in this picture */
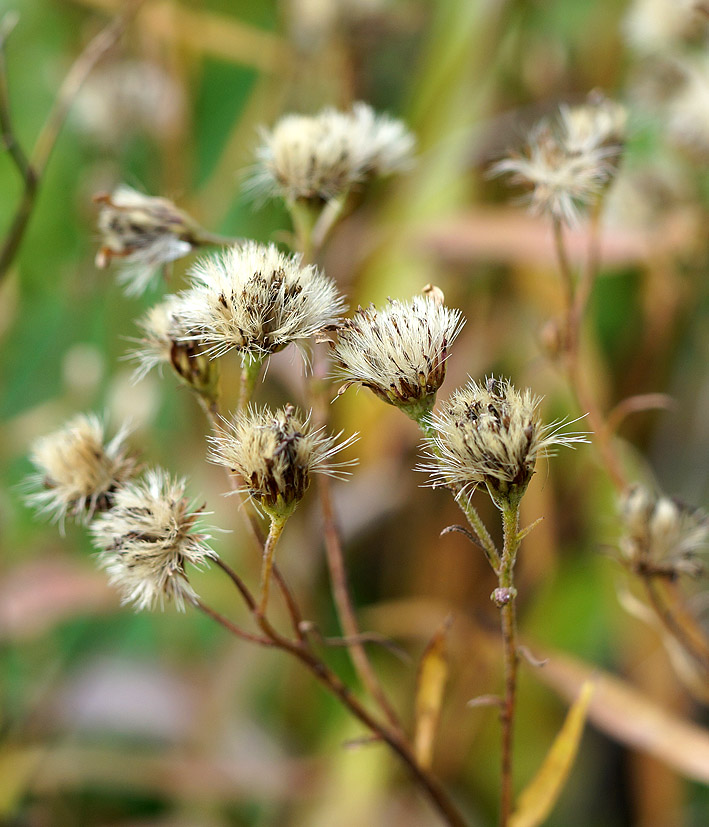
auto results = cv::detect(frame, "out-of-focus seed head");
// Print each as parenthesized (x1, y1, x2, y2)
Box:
(91, 468, 217, 612)
(330, 293, 465, 422)
(623, 0, 709, 55)
(491, 95, 625, 226)
(26, 413, 136, 528)
(209, 404, 357, 519)
(178, 242, 345, 364)
(94, 186, 202, 295)
(130, 296, 219, 403)
(619, 484, 708, 577)
(253, 102, 414, 203)
(420, 377, 587, 506)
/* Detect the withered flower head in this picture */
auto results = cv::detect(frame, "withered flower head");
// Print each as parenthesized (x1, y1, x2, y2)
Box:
(209, 404, 357, 519)
(91, 468, 217, 611)
(420, 377, 587, 505)
(619, 485, 708, 577)
(253, 102, 414, 203)
(129, 295, 219, 403)
(26, 413, 136, 528)
(491, 95, 625, 226)
(178, 241, 345, 363)
(330, 293, 465, 422)
(95, 185, 202, 295)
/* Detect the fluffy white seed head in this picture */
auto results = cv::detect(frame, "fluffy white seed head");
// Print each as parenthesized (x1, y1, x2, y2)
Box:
(209, 404, 357, 518)
(420, 377, 587, 502)
(491, 96, 625, 226)
(26, 413, 136, 527)
(253, 102, 414, 202)
(178, 242, 346, 363)
(330, 293, 465, 421)
(129, 295, 219, 401)
(623, 0, 708, 55)
(91, 468, 217, 611)
(619, 485, 708, 577)
(95, 186, 200, 295)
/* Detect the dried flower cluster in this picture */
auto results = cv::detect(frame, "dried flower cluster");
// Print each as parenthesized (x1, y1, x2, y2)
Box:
(178, 242, 346, 363)
(26, 413, 135, 526)
(330, 293, 464, 421)
(95, 186, 203, 295)
(209, 404, 356, 518)
(619, 485, 708, 577)
(253, 102, 414, 203)
(420, 377, 586, 503)
(130, 297, 219, 402)
(91, 468, 216, 611)
(492, 95, 626, 226)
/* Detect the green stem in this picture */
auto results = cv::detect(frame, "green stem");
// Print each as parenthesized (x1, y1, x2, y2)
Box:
(259, 516, 287, 615)
(458, 494, 500, 572)
(239, 357, 263, 411)
(498, 501, 521, 827)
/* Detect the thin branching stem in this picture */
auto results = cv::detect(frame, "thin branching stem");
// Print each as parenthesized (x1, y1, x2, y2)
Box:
(259, 515, 286, 614)
(0, 1, 145, 280)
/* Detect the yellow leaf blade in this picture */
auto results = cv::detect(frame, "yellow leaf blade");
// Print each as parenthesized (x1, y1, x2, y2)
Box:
(413, 617, 451, 769)
(510, 681, 594, 827)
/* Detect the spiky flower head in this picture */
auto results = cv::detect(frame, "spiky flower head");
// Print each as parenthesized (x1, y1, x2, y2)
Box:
(491, 96, 625, 226)
(619, 485, 708, 578)
(253, 101, 414, 203)
(26, 413, 136, 528)
(420, 377, 587, 506)
(330, 291, 465, 422)
(91, 468, 216, 611)
(94, 185, 203, 295)
(130, 295, 219, 403)
(178, 242, 346, 363)
(209, 404, 357, 519)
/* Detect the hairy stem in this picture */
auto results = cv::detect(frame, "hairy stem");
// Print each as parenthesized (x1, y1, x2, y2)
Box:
(259, 515, 287, 615)
(498, 501, 520, 827)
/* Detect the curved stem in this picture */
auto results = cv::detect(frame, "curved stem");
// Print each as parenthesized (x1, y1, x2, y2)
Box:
(456, 493, 500, 572)
(259, 515, 287, 615)
(642, 576, 709, 673)
(238, 357, 263, 412)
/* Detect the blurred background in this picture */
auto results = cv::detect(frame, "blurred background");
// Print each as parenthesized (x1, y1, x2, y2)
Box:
(2, 0, 709, 824)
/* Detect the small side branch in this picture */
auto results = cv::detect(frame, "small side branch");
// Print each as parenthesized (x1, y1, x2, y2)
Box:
(0, 1, 144, 280)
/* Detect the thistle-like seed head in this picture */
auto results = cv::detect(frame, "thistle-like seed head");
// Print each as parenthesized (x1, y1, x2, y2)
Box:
(419, 377, 587, 505)
(330, 293, 465, 422)
(91, 468, 217, 611)
(26, 413, 136, 528)
(177, 242, 346, 363)
(130, 296, 219, 402)
(491, 95, 626, 226)
(209, 404, 357, 519)
(94, 185, 201, 295)
(619, 485, 708, 578)
(253, 102, 414, 203)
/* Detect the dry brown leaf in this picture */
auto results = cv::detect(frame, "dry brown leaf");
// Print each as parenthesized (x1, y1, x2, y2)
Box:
(510, 682, 594, 827)
(413, 617, 451, 769)
(537, 651, 709, 783)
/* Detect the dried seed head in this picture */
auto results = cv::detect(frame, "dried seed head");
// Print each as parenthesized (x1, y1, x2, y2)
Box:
(253, 102, 414, 203)
(419, 377, 587, 504)
(619, 485, 708, 577)
(666, 56, 709, 159)
(331, 294, 465, 422)
(130, 296, 219, 402)
(91, 468, 217, 611)
(491, 96, 625, 226)
(623, 0, 708, 55)
(559, 93, 627, 160)
(209, 404, 357, 519)
(94, 186, 201, 295)
(178, 242, 346, 363)
(26, 413, 136, 528)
